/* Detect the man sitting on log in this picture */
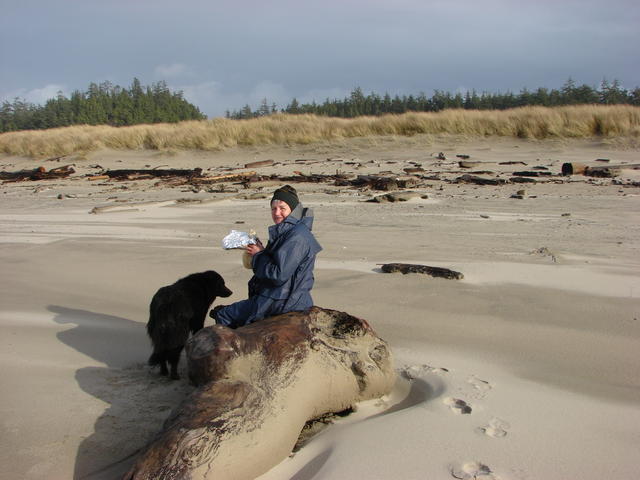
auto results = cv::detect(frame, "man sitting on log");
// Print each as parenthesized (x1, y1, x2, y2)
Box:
(211, 185, 322, 328)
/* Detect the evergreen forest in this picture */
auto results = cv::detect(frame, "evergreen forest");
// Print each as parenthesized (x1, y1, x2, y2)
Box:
(227, 78, 640, 119)
(0, 79, 206, 133)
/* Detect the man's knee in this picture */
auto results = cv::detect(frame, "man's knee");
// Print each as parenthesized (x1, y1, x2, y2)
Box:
(211, 301, 251, 329)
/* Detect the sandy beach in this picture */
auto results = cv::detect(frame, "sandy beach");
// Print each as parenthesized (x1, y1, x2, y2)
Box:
(1, 134, 639, 479)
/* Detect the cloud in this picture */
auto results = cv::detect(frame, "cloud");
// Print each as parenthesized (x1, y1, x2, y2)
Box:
(154, 63, 194, 79)
(174, 80, 294, 118)
(1, 84, 67, 105)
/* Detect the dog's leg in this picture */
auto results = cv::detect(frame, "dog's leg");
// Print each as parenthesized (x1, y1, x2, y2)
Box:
(159, 358, 169, 376)
(167, 347, 183, 380)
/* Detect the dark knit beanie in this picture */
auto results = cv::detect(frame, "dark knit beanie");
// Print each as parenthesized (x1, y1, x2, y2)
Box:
(271, 185, 299, 210)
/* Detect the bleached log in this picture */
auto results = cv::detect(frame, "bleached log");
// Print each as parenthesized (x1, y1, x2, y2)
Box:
(124, 307, 395, 480)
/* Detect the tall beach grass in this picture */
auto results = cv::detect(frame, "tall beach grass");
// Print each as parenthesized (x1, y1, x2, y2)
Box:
(1, 105, 639, 159)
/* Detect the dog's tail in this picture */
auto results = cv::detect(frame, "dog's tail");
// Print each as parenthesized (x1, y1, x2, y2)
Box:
(148, 351, 163, 366)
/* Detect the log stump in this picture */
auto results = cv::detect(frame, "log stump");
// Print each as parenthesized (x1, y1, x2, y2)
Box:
(124, 307, 395, 480)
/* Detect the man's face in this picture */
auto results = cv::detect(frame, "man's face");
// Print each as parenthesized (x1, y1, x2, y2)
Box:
(271, 200, 292, 224)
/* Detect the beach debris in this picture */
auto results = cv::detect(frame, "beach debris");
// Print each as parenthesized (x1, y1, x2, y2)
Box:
(124, 307, 395, 480)
(436, 152, 447, 160)
(561, 162, 588, 175)
(90, 167, 204, 180)
(510, 177, 537, 184)
(512, 170, 552, 177)
(584, 166, 622, 178)
(44, 155, 69, 162)
(244, 159, 274, 168)
(499, 161, 527, 165)
(530, 246, 557, 263)
(454, 174, 508, 186)
(380, 263, 464, 280)
(0, 165, 75, 182)
(458, 160, 481, 168)
(368, 192, 425, 203)
(456, 154, 471, 159)
(191, 171, 257, 184)
(562, 162, 640, 177)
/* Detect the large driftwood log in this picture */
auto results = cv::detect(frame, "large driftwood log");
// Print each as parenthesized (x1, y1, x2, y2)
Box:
(124, 307, 395, 480)
(561, 162, 640, 176)
(98, 168, 204, 180)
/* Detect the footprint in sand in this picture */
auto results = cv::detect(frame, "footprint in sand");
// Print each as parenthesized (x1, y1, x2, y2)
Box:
(467, 375, 492, 392)
(479, 417, 510, 438)
(450, 461, 498, 479)
(444, 397, 472, 414)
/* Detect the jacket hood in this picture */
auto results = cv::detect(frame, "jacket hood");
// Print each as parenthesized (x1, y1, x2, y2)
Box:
(287, 203, 314, 230)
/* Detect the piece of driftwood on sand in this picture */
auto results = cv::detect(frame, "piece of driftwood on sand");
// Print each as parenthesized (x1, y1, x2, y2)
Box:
(124, 307, 395, 480)
(0, 165, 75, 182)
(94, 167, 204, 180)
(561, 162, 640, 176)
(380, 262, 464, 280)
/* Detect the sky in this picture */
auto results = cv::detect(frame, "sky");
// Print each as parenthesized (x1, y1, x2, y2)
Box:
(1, 0, 639, 118)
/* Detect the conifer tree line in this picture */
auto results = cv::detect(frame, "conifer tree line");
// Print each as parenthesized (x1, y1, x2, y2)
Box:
(227, 78, 640, 119)
(0, 78, 206, 133)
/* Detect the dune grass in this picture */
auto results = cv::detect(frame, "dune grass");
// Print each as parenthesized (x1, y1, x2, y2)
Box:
(1, 105, 639, 159)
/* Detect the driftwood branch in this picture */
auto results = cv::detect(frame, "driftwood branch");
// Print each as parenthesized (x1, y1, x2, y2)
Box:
(0, 165, 75, 182)
(454, 174, 508, 186)
(380, 263, 464, 280)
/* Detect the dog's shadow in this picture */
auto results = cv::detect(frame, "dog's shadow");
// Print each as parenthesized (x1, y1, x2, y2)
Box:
(49, 306, 194, 480)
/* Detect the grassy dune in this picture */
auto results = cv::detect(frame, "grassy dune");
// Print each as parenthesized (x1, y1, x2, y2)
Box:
(1, 105, 639, 159)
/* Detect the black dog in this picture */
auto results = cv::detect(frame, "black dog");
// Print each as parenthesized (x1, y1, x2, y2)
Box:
(147, 270, 232, 379)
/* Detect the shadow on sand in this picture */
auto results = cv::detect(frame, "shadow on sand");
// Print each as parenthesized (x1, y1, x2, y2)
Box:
(49, 306, 193, 480)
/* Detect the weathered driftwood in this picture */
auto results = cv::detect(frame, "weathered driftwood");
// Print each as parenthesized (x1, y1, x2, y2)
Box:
(458, 161, 481, 168)
(240, 172, 421, 191)
(0, 165, 75, 182)
(499, 161, 527, 165)
(244, 159, 274, 168)
(368, 192, 425, 203)
(562, 162, 640, 176)
(454, 174, 507, 186)
(584, 166, 622, 178)
(380, 263, 464, 280)
(99, 168, 204, 180)
(510, 177, 537, 184)
(191, 171, 257, 184)
(124, 307, 395, 480)
(512, 171, 552, 177)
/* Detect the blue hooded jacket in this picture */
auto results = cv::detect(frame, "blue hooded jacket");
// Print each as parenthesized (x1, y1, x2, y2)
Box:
(214, 203, 322, 328)
(250, 204, 322, 307)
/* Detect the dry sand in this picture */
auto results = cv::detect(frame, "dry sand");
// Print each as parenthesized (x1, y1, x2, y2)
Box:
(1, 135, 639, 479)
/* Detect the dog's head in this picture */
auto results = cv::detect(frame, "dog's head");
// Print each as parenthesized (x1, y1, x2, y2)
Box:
(202, 270, 232, 299)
